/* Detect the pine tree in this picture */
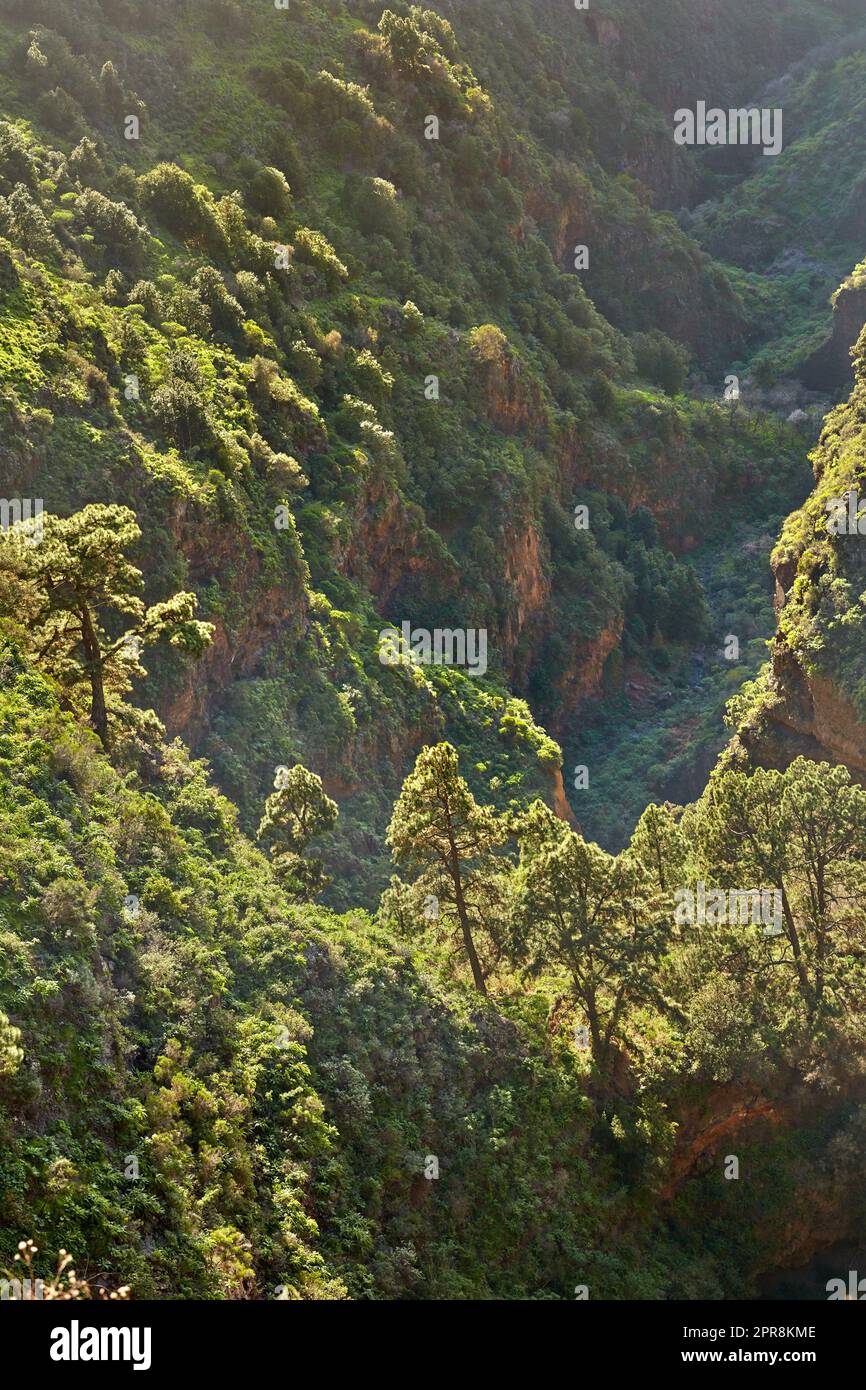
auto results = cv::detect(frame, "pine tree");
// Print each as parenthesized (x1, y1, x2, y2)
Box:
(257, 763, 338, 901)
(0, 503, 212, 751)
(694, 759, 866, 1019)
(512, 805, 669, 1066)
(386, 743, 507, 995)
(627, 802, 686, 892)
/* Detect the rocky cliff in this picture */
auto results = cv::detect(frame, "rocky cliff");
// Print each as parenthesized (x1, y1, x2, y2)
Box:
(736, 316, 866, 777)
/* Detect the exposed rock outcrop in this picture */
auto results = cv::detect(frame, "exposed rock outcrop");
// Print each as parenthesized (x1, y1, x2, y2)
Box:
(740, 639, 866, 779)
(802, 269, 866, 393)
(161, 497, 304, 741)
(737, 309, 866, 778)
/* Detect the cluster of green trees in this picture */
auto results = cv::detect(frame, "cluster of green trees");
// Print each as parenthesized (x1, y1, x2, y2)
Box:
(383, 743, 866, 1075)
(0, 504, 212, 752)
(12, 491, 854, 1083)
(1, 599, 863, 1299)
(1, 0, 865, 1302)
(0, 0, 828, 898)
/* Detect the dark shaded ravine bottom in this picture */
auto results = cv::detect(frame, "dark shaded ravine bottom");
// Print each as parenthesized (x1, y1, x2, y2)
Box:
(758, 1242, 866, 1300)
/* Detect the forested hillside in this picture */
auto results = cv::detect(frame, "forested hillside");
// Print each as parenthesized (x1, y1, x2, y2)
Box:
(0, 0, 865, 1302)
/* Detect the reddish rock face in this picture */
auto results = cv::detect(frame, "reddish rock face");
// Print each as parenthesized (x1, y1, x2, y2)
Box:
(742, 637, 866, 782)
(802, 279, 866, 393)
(341, 464, 449, 607)
(157, 496, 305, 742)
(586, 14, 622, 49)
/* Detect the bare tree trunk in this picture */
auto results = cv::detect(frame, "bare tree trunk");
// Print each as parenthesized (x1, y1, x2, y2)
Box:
(80, 606, 110, 751)
(449, 847, 487, 995)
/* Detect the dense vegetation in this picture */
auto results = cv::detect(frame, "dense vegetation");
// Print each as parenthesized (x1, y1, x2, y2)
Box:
(1, 0, 865, 1300)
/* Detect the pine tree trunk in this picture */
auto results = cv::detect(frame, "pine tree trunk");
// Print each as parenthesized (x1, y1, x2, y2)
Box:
(449, 847, 487, 995)
(80, 606, 110, 751)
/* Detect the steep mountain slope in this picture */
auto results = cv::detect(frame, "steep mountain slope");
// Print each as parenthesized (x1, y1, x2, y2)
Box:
(690, 21, 866, 388)
(0, 0, 847, 895)
(733, 319, 866, 775)
(3, 646, 866, 1300)
(1, 0, 866, 1305)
